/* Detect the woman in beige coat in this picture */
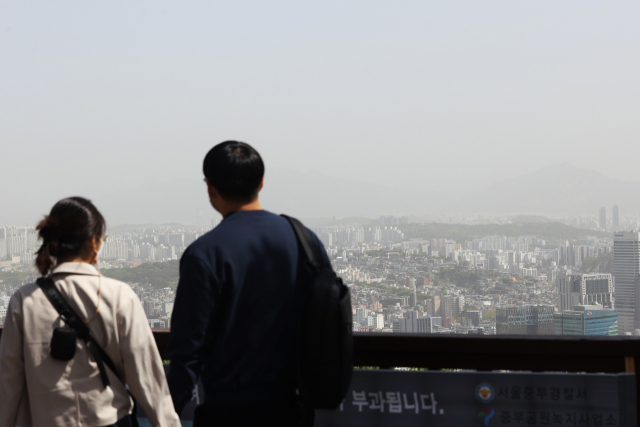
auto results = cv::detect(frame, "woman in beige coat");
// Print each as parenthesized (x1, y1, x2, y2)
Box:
(0, 197, 181, 427)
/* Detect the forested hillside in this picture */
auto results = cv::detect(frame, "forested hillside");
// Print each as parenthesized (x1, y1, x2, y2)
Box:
(102, 260, 179, 288)
(580, 253, 614, 274)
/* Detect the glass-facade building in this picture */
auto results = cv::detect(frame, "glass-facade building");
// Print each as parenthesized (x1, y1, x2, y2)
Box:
(496, 305, 555, 335)
(553, 308, 618, 336)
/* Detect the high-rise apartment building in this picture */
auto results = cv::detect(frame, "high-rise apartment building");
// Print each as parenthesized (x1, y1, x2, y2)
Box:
(143, 300, 155, 318)
(496, 305, 555, 335)
(355, 308, 370, 325)
(425, 296, 441, 316)
(169, 234, 185, 247)
(599, 207, 607, 231)
(164, 302, 174, 316)
(613, 232, 640, 334)
(557, 272, 613, 311)
(367, 314, 385, 329)
(409, 278, 417, 307)
(613, 205, 620, 231)
(395, 311, 430, 333)
(441, 297, 453, 318)
(440, 296, 464, 318)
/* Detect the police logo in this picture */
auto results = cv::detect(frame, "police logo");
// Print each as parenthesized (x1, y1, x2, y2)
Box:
(476, 383, 495, 403)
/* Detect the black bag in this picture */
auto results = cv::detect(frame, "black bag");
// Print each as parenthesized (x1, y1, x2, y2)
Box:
(50, 326, 78, 361)
(37, 277, 139, 427)
(282, 215, 354, 410)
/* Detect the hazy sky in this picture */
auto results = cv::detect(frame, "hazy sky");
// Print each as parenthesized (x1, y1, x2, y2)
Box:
(2, 2, 639, 224)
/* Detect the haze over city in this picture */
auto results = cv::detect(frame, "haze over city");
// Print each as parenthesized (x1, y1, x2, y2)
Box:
(2, 2, 640, 225)
(6, 4, 640, 426)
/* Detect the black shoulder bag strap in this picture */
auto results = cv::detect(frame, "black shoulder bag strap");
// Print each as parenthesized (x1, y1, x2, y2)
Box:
(281, 214, 321, 274)
(37, 277, 139, 427)
(281, 214, 322, 423)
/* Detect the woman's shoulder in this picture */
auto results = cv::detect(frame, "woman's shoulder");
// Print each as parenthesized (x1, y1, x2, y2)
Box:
(99, 275, 138, 299)
(14, 281, 41, 300)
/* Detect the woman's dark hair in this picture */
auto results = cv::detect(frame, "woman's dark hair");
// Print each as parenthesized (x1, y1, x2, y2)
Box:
(35, 197, 106, 276)
(203, 141, 264, 203)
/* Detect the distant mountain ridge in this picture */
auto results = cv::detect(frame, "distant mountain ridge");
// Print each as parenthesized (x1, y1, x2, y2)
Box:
(445, 163, 639, 215)
(581, 253, 614, 274)
(89, 163, 638, 225)
(399, 221, 609, 243)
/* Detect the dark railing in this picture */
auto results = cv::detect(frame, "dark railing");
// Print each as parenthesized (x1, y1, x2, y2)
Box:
(3, 328, 640, 423)
(151, 330, 640, 373)
(154, 330, 640, 424)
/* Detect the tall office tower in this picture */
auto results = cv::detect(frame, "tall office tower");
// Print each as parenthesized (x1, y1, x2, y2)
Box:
(613, 232, 640, 334)
(599, 207, 607, 231)
(466, 310, 482, 327)
(613, 205, 620, 231)
(557, 272, 614, 311)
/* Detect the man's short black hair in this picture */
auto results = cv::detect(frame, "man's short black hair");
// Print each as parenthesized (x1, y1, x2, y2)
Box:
(203, 141, 264, 203)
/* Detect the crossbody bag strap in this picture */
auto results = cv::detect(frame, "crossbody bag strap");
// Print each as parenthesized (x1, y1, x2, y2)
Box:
(281, 215, 322, 273)
(37, 277, 119, 387)
(37, 277, 139, 427)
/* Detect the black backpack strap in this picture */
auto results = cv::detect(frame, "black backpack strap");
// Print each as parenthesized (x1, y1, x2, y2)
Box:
(281, 215, 321, 273)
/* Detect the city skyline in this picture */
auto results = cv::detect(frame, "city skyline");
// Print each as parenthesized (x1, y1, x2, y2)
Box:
(1, 212, 629, 336)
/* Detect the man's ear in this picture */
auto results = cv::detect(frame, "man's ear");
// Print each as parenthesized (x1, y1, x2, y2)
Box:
(207, 182, 216, 199)
(257, 177, 264, 192)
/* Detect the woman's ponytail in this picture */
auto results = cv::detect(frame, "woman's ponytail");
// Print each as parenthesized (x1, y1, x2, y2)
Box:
(35, 215, 58, 276)
(35, 240, 55, 276)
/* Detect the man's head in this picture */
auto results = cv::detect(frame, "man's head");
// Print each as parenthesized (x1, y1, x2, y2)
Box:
(203, 141, 264, 214)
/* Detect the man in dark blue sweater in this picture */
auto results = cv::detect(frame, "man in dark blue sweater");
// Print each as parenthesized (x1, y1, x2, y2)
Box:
(166, 141, 330, 426)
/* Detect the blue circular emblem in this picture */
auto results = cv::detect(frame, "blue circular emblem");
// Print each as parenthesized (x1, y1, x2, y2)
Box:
(476, 383, 495, 403)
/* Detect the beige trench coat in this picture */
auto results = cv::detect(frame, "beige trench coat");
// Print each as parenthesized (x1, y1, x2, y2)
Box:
(0, 262, 181, 427)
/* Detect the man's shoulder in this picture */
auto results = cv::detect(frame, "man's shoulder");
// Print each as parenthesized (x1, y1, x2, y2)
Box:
(186, 211, 278, 244)
(202, 211, 288, 237)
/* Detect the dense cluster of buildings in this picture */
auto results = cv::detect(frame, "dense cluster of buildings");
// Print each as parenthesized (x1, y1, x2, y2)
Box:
(6, 214, 640, 337)
(344, 226, 640, 337)
(136, 287, 175, 329)
(0, 226, 38, 268)
(0, 224, 214, 270)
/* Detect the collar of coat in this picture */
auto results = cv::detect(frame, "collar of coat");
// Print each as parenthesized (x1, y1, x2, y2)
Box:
(52, 262, 100, 277)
